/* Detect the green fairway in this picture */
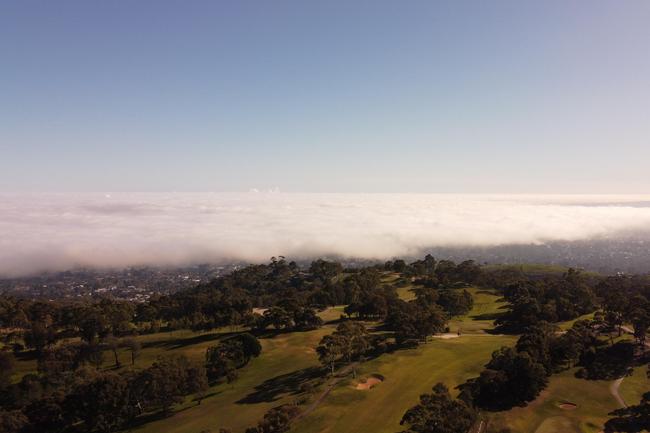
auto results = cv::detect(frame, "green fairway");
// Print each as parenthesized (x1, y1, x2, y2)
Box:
(449, 287, 506, 334)
(10, 353, 37, 382)
(619, 366, 649, 406)
(380, 272, 417, 301)
(124, 284, 507, 433)
(130, 326, 332, 433)
(394, 283, 506, 334)
(317, 305, 346, 323)
(119, 328, 240, 368)
(291, 334, 516, 433)
(489, 369, 621, 433)
(9, 328, 248, 380)
(395, 285, 417, 301)
(290, 285, 512, 433)
(557, 312, 597, 331)
(10, 326, 336, 433)
(10, 276, 637, 433)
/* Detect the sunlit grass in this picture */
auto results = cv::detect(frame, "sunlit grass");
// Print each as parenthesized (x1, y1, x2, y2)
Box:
(291, 334, 516, 433)
(131, 327, 332, 433)
(489, 368, 620, 433)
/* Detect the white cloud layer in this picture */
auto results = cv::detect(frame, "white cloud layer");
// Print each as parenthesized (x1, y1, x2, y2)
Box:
(2, 193, 650, 277)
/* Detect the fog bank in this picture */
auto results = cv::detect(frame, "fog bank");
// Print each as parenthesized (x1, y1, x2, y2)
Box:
(2, 193, 650, 277)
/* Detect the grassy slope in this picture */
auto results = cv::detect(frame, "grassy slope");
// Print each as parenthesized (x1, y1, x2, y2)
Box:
(395, 285, 417, 301)
(9, 271, 640, 433)
(488, 327, 642, 432)
(132, 327, 332, 433)
(449, 287, 505, 334)
(389, 272, 506, 334)
(619, 366, 649, 406)
(293, 283, 636, 433)
(10, 354, 37, 382)
(317, 305, 346, 323)
(10, 324, 334, 433)
(489, 369, 620, 433)
(557, 313, 597, 331)
(291, 334, 517, 433)
(291, 286, 514, 433)
(381, 272, 417, 302)
(9, 329, 237, 381)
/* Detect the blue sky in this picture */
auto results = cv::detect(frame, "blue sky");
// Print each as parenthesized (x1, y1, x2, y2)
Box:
(1, 1, 649, 193)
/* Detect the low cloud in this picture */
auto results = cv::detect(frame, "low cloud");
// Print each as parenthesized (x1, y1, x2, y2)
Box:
(2, 193, 650, 277)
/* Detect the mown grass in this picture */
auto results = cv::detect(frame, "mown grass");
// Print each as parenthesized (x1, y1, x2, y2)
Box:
(291, 334, 516, 433)
(381, 272, 416, 301)
(130, 326, 332, 433)
(291, 285, 512, 433)
(449, 287, 506, 335)
(557, 312, 597, 331)
(317, 305, 346, 323)
(392, 278, 507, 334)
(395, 285, 417, 301)
(118, 328, 240, 368)
(9, 329, 232, 381)
(10, 352, 38, 382)
(488, 369, 621, 433)
(8, 325, 334, 433)
(619, 366, 649, 406)
(10, 274, 634, 433)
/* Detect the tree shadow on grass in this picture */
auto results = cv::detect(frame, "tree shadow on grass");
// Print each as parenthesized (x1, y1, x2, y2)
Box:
(250, 328, 296, 339)
(128, 409, 174, 428)
(469, 312, 504, 321)
(236, 366, 323, 404)
(142, 331, 238, 350)
(192, 390, 222, 402)
(482, 327, 507, 335)
(14, 349, 38, 362)
(604, 391, 650, 433)
(129, 392, 226, 429)
(475, 289, 499, 295)
(128, 407, 188, 430)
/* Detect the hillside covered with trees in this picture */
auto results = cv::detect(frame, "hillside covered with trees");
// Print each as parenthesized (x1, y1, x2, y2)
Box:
(0, 256, 649, 433)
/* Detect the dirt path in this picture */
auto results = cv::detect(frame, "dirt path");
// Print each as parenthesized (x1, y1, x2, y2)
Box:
(294, 362, 359, 421)
(607, 324, 650, 409)
(469, 419, 486, 433)
(610, 377, 627, 408)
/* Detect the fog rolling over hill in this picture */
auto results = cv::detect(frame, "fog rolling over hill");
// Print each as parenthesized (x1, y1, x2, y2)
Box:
(2, 193, 650, 276)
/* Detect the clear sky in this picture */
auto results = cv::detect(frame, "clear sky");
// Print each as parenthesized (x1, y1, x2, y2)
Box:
(1, 1, 649, 193)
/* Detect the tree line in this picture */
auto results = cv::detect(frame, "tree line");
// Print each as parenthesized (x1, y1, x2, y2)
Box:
(0, 330, 263, 433)
(4, 257, 649, 433)
(398, 270, 650, 433)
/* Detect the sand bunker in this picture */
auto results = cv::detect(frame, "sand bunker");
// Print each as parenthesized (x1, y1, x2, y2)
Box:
(558, 401, 577, 410)
(355, 376, 384, 390)
(433, 333, 461, 339)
